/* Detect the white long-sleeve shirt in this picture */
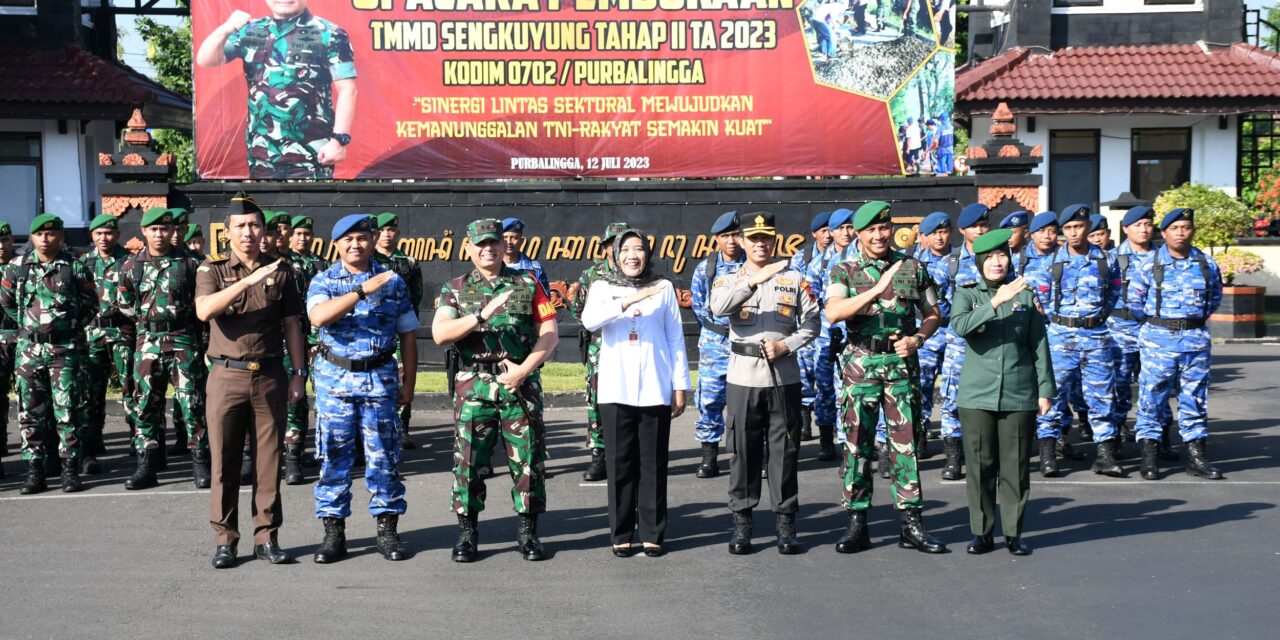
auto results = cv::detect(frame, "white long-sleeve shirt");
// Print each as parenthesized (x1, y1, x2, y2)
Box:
(581, 279, 691, 407)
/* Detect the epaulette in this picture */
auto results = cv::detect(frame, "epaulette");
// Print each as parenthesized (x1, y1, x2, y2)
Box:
(205, 255, 229, 264)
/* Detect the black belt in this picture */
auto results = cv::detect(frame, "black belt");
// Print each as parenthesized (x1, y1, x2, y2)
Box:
(1147, 317, 1206, 331)
(94, 315, 133, 329)
(1050, 314, 1106, 329)
(465, 361, 505, 376)
(848, 336, 897, 354)
(18, 328, 77, 344)
(209, 357, 279, 372)
(1113, 309, 1135, 321)
(144, 317, 195, 333)
(700, 322, 729, 338)
(731, 342, 764, 358)
(319, 345, 396, 373)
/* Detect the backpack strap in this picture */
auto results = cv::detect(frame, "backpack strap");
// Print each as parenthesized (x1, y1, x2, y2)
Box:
(1153, 259, 1165, 317)
(1050, 260, 1065, 314)
(704, 251, 718, 285)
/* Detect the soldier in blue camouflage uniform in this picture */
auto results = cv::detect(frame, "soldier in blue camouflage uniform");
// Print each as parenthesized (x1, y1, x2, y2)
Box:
(1128, 208, 1224, 481)
(1028, 204, 1125, 477)
(372, 213, 424, 449)
(283, 214, 329, 484)
(570, 221, 629, 482)
(1003, 210, 1031, 276)
(195, 1, 357, 179)
(1110, 206, 1161, 449)
(78, 214, 135, 476)
(690, 211, 745, 478)
(307, 214, 417, 563)
(502, 217, 551, 293)
(809, 208, 859, 465)
(433, 218, 560, 563)
(791, 211, 831, 441)
(1, 214, 97, 494)
(0, 222, 17, 473)
(912, 212, 954, 464)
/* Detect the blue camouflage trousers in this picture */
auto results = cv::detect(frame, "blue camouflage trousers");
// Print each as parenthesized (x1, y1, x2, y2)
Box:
(813, 334, 837, 427)
(938, 330, 965, 438)
(1134, 348, 1210, 443)
(695, 331, 730, 443)
(1110, 322, 1142, 426)
(314, 391, 406, 519)
(917, 331, 947, 425)
(1037, 339, 1118, 441)
(797, 341, 818, 409)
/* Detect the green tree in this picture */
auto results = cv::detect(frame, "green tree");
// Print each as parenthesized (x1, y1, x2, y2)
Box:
(1152, 183, 1255, 252)
(136, 17, 195, 183)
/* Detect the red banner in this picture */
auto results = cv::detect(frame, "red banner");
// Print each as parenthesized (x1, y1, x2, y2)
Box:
(193, 0, 956, 180)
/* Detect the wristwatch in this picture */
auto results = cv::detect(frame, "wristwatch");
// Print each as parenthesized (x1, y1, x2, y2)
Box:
(354, 287, 367, 301)
(333, 133, 351, 146)
(473, 309, 486, 324)
(290, 368, 309, 379)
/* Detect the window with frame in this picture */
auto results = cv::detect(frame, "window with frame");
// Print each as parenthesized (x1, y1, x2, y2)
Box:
(0, 133, 42, 233)
(1049, 130, 1100, 213)
(1131, 128, 1190, 201)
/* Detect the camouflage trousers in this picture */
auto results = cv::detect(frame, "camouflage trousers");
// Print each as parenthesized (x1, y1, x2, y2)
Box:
(838, 354, 923, 511)
(81, 336, 135, 447)
(1135, 348, 1210, 443)
(1037, 340, 1118, 442)
(16, 341, 84, 461)
(451, 370, 547, 517)
(134, 340, 207, 451)
(583, 335, 604, 450)
(313, 390, 406, 519)
(170, 347, 206, 441)
(0, 339, 14, 452)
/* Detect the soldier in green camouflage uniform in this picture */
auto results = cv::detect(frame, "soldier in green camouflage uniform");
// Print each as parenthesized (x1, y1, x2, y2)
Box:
(185, 224, 205, 255)
(282, 214, 328, 484)
(433, 218, 560, 563)
(195, 2, 357, 179)
(373, 213, 424, 449)
(569, 221, 628, 482)
(118, 207, 210, 490)
(0, 214, 96, 494)
(0, 221, 16, 471)
(825, 201, 947, 554)
(78, 214, 136, 476)
(165, 208, 200, 455)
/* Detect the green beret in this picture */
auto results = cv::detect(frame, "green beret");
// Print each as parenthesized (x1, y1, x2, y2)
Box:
(265, 210, 291, 227)
(972, 228, 1014, 257)
(169, 208, 189, 224)
(89, 214, 118, 231)
(0, 222, 10, 237)
(184, 224, 203, 243)
(29, 213, 64, 234)
(852, 201, 892, 231)
(290, 215, 314, 230)
(374, 212, 399, 229)
(139, 207, 174, 227)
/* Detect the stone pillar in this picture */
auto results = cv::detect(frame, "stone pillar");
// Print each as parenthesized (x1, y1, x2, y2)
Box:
(966, 102, 1044, 217)
(99, 109, 175, 251)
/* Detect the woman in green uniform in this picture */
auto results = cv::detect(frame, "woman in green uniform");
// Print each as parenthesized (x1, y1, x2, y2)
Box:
(950, 229, 1056, 556)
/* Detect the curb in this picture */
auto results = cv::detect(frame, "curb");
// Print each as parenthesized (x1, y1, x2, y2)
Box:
(98, 392, 591, 416)
(1219, 337, 1280, 344)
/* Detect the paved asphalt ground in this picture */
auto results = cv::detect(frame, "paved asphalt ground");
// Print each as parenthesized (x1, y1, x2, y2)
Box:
(1, 344, 1277, 639)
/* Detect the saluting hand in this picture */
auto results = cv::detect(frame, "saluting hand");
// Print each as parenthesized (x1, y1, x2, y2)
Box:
(480, 289, 514, 321)
(992, 276, 1027, 308)
(622, 282, 665, 311)
(747, 260, 789, 287)
(874, 259, 904, 294)
(241, 260, 281, 287)
(361, 270, 396, 296)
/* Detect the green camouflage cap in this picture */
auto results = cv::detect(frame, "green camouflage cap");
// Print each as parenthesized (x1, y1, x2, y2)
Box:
(602, 221, 629, 242)
(0, 222, 10, 237)
(852, 201, 892, 231)
(467, 218, 502, 244)
(972, 228, 1014, 256)
(89, 214, 118, 231)
(290, 215, 314, 230)
(184, 223, 203, 243)
(139, 207, 174, 227)
(169, 208, 190, 224)
(374, 212, 399, 229)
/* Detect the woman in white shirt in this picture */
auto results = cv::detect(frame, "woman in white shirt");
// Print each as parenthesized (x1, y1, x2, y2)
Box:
(581, 229, 690, 557)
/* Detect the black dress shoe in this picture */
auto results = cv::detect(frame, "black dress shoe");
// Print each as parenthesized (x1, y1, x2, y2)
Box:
(1006, 537, 1032, 556)
(211, 544, 237, 569)
(966, 535, 995, 554)
(642, 545, 664, 557)
(254, 541, 293, 564)
(612, 545, 634, 558)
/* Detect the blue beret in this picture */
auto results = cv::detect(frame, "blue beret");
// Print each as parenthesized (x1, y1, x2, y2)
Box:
(810, 211, 832, 233)
(1160, 208, 1194, 231)
(1122, 205, 1155, 227)
(331, 214, 373, 241)
(710, 211, 740, 235)
(1058, 203, 1091, 227)
(1029, 211, 1058, 233)
(501, 217, 525, 233)
(957, 203, 990, 229)
(918, 212, 951, 236)
(998, 210, 1030, 229)
(1088, 214, 1109, 233)
(828, 208, 855, 229)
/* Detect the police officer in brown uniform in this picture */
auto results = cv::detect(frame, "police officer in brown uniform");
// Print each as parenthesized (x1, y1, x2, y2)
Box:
(195, 193, 308, 569)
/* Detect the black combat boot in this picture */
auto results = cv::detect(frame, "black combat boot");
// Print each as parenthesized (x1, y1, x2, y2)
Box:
(79, 452, 102, 476)
(154, 430, 168, 471)
(834, 510, 870, 554)
(915, 424, 931, 460)
(1138, 439, 1160, 481)
(941, 437, 963, 481)
(878, 441, 892, 480)
(582, 448, 607, 482)
(60, 456, 83, 493)
(1039, 438, 1060, 477)
(283, 443, 306, 486)
(1091, 440, 1126, 477)
(376, 514, 407, 561)
(124, 448, 158, 490)
(239, 443, 254, 485)
(728, 510, 753, 555)
(800, 407, 814, 441)
(1076, 411, 1093, 441)
(452, 513, 479, 563)
(695, 442, 720, 478)
(1058, 434, 1086, 460)
(87, 432, 107, 456)
(1185, 439, 1223, 480)
(516, 513, 545, 561)
(899, 508, 947, 554)
(1119, 420, 1136, 443)
(313, 518, 347, 564)
(1157, 421, 1180, 461)
(775, 513, 801, 555)
(19, 459, 47, 495)
(192, 448, 212, 489)
(168, 424, 188, 455)
(761, 438, 770, 479)
(816, 425, 838, 462)
(43, 452, 61, 477)
(79, 433, 102, 475)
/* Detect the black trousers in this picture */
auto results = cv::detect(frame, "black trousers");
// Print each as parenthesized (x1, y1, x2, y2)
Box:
(726, 382, 801, 515)
(958, 408, 1035, 538)
(600, 403, 671, 546)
